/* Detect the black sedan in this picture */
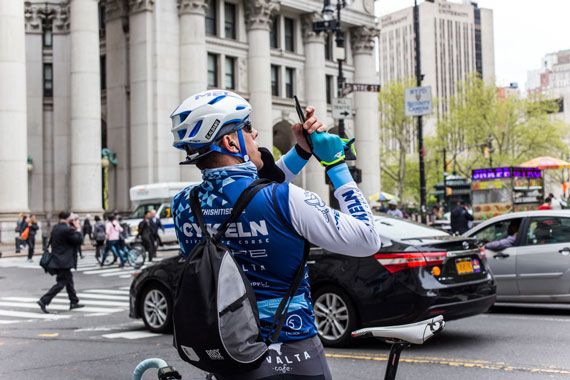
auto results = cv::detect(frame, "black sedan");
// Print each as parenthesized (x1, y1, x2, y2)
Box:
(129, 215, 496, 346)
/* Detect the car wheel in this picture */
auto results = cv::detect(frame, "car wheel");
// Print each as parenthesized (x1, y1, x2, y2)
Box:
(313, 286, 358, 347)
(140, 283, 172, 334)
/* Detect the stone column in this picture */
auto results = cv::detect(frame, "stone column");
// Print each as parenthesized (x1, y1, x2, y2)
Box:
(179, 0, 207, 182)
(129, 0, 155, 186)
(244, 0, 279, 150)
(301, 13, 328, 202)
(0, 0, 28, 243)
(351, 26, 380, 198)
(69, 0, 102, 212)
(0, 0, 29, 220)
(105, 0, 130, 210)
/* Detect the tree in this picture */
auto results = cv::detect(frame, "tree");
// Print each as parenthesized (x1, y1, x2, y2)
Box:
(378, 79, 416, 201)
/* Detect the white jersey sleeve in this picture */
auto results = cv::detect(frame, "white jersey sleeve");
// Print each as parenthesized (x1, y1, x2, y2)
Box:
(287, 182, 381, 257)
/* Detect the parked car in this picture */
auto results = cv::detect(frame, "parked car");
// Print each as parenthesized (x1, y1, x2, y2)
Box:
(464, 210, 570, 304)
(129, 215, 496, 346)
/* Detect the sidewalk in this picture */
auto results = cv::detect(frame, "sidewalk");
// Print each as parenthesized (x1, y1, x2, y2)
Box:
(0, 243, 95, 258)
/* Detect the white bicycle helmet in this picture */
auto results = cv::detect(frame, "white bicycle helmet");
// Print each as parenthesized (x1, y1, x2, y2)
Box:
(170, 90, 252, 164)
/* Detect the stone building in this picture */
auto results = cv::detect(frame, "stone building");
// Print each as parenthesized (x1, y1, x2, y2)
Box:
(0, 0, 380, 243)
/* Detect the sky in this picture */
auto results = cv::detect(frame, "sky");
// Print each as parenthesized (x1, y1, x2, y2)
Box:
(375, 0, 570, 91)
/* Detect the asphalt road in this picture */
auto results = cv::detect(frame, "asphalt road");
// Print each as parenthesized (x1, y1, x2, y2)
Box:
(1, 250, 569, 380)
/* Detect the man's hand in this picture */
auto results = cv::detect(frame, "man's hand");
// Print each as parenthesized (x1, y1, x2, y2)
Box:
(292, 106, 326, 154)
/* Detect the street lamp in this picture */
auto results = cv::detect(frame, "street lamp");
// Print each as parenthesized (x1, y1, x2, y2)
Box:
(313, 0, 348, 138)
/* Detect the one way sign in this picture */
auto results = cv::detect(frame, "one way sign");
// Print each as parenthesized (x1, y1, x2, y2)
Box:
(332, 98, 353, 120)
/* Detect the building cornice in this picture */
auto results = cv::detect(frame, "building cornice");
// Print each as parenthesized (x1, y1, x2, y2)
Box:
(244, 0, 280, 32)
(129, 0, 154, 14)
(106, 0, 128, 21)
(351, 26, 379, 54)
(280, 0, 376, 29)
(24, 1, 70, 34)
(178, 0, 208, 16)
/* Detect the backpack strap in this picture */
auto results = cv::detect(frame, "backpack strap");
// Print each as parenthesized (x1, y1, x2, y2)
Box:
(189, 186, 211, 238)
(212, 178, 272, 241)
(265, 183, 310, 344)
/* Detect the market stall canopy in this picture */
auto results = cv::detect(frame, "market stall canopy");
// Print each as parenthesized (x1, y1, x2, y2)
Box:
(369, 191, 399, 203)
(519, 156, 570, 170)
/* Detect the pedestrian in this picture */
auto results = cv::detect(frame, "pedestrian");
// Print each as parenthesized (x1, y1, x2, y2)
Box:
(170, 90, 380, 379)
(93, 215, 106, 262)
(548, 193, 562, 210)
(538, 197, 553, 210)
(101, 214, 125, 267)
(82, 214, 93, 241)
(37, 211, 85, 313)
(15, 213, 28, 253)
(25, 215, 39, 262)
(149, 209, 164, 249)
(450, 200, 474, 235)
(137, 211, 156, 262)
(386, 199, 404, 218)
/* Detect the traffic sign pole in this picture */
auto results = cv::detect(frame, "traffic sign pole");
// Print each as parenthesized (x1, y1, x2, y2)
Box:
(414, 0, 427, 225)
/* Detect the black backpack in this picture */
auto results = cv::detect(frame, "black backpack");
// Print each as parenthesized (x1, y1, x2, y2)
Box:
(172, 179, 309, 375)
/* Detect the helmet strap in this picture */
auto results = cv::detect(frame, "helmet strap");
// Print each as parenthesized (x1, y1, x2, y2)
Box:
(208, 128, 249, 162)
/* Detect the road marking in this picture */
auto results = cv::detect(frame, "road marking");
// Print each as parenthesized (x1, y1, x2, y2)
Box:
(83, 268, 125, 275)
(102, 331, 162, 340)
(100, 270, 135, 277)
(1, 297, 128, 308)
(38, 333, 59, 337)
(54, 293, 128, 301)
(482, 314, 570, 323)
(0, 320, 20, 324)
(0, 309, 70, 320)
(0, 301, 123, 314)
(325, 353, 570, 376)
(119, 286, 130, 290)
(83, 289, 130, 295)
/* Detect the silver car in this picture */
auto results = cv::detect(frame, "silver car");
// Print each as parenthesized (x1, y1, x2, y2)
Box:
(464, 210, 570, 304)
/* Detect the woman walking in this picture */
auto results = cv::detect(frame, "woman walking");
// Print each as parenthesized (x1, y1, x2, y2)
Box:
(101, 215, 125, 267)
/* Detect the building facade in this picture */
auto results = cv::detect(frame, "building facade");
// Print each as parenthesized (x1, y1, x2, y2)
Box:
(0, 0, 381, 243)
(526, 49, 570, 125)
(378, 0, 494, 136)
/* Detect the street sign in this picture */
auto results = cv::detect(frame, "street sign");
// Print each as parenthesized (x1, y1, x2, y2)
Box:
(342, 83, 381, 96)
(332, 98, 353, 119)
(405, 86, 432, 117)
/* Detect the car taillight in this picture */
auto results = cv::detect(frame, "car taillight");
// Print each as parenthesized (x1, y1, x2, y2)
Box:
(375, 252, 447, 273)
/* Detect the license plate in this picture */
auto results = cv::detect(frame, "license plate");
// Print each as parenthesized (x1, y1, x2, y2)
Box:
(456, 258, 474, 275)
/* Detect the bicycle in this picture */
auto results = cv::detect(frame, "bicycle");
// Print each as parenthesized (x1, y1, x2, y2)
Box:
(132, 315, 445, 380)
(98, 241, 146, 269)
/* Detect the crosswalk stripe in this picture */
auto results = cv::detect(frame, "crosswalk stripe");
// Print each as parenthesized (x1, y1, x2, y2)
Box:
(2, 297, 129, 308)
(119, 275, 132, 278)
(100, 270, 135, 277)
(102, 331, 162, 340)
(0, 301, 124, 314)
(54, 293, 128, 301)
(119, 286, 130, 290)
(0, 309, 70, 320)
(0, 320, 20, 324)
(83, 268, 125, 275)
(84, 289, 130, 295)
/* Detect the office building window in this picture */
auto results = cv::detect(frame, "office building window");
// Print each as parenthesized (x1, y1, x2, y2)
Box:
(284, 17, 294, 52)
(270, 15, 279, 48)
(207, 53, 218, 87)
(285, 67, 294, 98)
(326, 75, 333, 104)
(225, 56, 235, 89)
(224, 2, 236, 39)
(100, 55, 106, 90)
(43, 29, 52, 48)
(206, 0, 217, 36)
(271, 65, 279, 96)
(325, 34, 333, 60)
(43, 63, 53, 97)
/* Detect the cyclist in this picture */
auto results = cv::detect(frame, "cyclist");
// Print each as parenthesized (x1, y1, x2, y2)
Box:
(171, 90, 381, 380)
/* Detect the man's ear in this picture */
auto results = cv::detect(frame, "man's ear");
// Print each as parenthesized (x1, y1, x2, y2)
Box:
(220, 135, 239, 152)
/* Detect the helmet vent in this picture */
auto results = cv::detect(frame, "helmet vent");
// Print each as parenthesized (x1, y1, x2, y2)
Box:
(188, 120, 203, 138)
(208, 95, 227, 105)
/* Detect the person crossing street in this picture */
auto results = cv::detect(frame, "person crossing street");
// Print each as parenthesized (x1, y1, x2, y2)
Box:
(37, 211, 85, 313)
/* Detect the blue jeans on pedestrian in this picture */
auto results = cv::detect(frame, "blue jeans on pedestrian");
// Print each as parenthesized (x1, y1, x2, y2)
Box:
(102, 240, 125, 265)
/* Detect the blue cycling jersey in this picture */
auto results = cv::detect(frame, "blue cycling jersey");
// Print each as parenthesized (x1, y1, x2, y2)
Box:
(173, 148, 380, 343)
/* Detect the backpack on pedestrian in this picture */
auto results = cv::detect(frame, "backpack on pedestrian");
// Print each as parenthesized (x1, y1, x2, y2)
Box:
(94, 222, 106, 242)
(172, 179, 309, 375)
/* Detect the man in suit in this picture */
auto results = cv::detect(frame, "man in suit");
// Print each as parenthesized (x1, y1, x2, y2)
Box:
(37, 211, 85, 313)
